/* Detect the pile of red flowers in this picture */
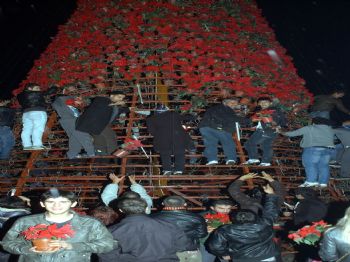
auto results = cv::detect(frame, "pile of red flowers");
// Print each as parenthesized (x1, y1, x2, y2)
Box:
(21, 223, 75, 240)
(288, 220, 331, 246)
(13, 0, 312, 112)
(121, 138, 144, 151)
(204, 213, 230, 228)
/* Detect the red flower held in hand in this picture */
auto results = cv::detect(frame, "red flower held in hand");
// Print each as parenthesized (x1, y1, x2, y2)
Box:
(204, 213, 230, 228)
(21, 223, 75, 240)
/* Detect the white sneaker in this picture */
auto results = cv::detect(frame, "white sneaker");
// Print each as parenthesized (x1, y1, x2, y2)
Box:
(299, 182, 319, 187)
(319, 184, 328, 188)
(206, 160, 219, 165)
(243, 159, 260, 165)
(259, 162, 271, 167)
(162, 171, 172, 176)
(173, 171, 183, 175)
(225, 160, 236, 165)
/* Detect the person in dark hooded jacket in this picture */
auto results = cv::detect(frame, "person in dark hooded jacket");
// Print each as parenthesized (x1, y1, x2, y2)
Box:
(146, 105, 195, 175)
(290, 187, 328, 226)
(206, 183, 280, 262)
(76, 91, 128, 155)
(228, 172, 285, 215)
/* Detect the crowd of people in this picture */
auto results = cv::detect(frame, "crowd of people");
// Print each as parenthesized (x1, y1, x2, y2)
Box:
(0, 83, 350, 261)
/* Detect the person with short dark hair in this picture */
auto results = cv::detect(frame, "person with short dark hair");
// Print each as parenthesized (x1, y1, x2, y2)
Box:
(310, 89, 350, 119)
(199, 98, 248, 165)
(99, 197, 188, 262)
(76, 91, 128, 155)
(0, 99, 16, 160)
(200, 199, 235, 262)
(152, 196, 207, 262)
(146, 104, 195, 175)
(1, 188, 115, 261)
(17, 83, 57, 150)
(244, 97, 287, 167)
(52, 85, 95, 159)
(228, 172, 285, 215)
(101, 173, 153, 214)
(89, 206, 119, 226)
(206, 183, 280, 262)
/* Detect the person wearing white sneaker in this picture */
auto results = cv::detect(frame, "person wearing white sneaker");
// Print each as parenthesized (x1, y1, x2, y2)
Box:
(244, 97, 287, 167)
(206, 160, 219, 165)
(199, 99, 248, 167)
(243, 159, 260, 165)
(298, 182, 319, 187)
(282, 117, 335, 189)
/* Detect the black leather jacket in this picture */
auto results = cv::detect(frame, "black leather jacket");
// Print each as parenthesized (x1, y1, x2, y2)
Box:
(206, 195, 280, 262)
(199, 104, 249, 133)
(319, 227, 350, 262)
(152, 210, 208, 251)
(0, 107, 16, 127)
(17, 91, 47, 112)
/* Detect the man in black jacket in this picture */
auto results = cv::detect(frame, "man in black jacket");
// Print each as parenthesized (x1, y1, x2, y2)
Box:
(206, 183, 280, 262)
(146, 105, 195, 175)
(310, 89, 350, 119)
(99, 197, 188, 262)
(0, 99, 16, 160)
(244, 97, 287, 166)
(76, 91, 128, 155)
(152, 196, 207, 262)
(199, 98, 247, 165)
(228, 172, 285, 214)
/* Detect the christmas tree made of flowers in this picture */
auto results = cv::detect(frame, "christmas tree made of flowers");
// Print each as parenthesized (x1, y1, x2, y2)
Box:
(14, 0, 312, 112)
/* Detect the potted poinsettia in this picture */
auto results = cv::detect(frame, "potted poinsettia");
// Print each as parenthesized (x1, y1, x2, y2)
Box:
(21, 223, 75, 251)
(288, 220, 331, 246)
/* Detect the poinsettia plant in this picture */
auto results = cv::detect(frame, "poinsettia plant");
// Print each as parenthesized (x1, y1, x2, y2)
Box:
(121, 137, 144, 151)
(288, 220, 331, 246)
(21, 223, 75, 240)
(204, 213, 230, 229)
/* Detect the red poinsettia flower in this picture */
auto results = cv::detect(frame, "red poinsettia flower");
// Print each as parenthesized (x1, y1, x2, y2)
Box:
(21, 223, 75, 240)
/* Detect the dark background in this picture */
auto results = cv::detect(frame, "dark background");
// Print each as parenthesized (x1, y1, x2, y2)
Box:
(0, 0, 349, 121)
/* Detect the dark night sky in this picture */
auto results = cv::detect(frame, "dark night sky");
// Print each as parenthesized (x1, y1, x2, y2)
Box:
(0, 0, 349, 115)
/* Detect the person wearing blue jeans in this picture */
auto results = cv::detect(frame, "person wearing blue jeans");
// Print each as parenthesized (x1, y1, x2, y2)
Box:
(0, 126, 15, 160)
(0, 100, 16, 159)
(17, 83, 56, 150)
(21, 111, 47, 149)
(302, 147, 333, 185)
(199, 98, 247, 165)
(200, 126, 237, 164)
(282, 117, 335, 188)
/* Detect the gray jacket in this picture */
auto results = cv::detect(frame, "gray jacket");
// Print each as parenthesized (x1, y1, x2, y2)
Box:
(1, 212, 115, 262)
(284, 124, 335, 148)
(319, 227, 350, 262)
(334, 127, 350, 147)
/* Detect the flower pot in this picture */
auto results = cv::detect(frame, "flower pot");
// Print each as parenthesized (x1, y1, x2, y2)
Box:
(113, 149, 130, 158)
(32, 238, 51, 251)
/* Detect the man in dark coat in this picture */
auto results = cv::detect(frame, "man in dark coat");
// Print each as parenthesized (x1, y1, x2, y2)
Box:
(0, 99, 16, 160)
(76, 91, 127, 155)
(152, 196, 207, 262)
(199, 98, 248, 165)
(52, 92, 95, 159)
(146, 105, 194, 175)
(334, 120, 350, 177)
(310, 89, 350, 119)
(206, 184, 281, 262)
(244, 97, 287, 166)
(98, 198, 188, 262)
(228, 172, 285, 214)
